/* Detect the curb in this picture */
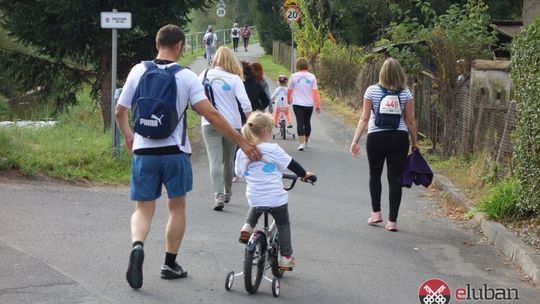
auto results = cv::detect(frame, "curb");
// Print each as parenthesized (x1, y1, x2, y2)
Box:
(433, 173, 540, 285)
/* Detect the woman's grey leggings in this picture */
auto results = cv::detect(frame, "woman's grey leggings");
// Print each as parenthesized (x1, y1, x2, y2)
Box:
(245, 204, 292, 256)
(202, 125, 237, 195)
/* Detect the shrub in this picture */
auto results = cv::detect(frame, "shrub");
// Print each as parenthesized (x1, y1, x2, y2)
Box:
(511, 17, 540, 217)
(316, 41, 364, 98)
(478, 180, 519, 220)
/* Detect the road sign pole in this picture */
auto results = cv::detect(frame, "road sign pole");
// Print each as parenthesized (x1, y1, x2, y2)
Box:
(111, 9, 118, 157)
(291, 24, 294, 73)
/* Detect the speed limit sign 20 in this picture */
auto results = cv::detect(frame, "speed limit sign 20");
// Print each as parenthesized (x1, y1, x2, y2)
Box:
(284, 5, 300, 22)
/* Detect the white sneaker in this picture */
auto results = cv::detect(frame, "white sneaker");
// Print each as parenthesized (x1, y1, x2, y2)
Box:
(298, 143, 305, 151)
(278, 255, 295, 268)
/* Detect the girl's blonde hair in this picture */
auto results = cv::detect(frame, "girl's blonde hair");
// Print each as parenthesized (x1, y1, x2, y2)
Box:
(212, 46, 244, 78)
(241, 112, 273, 145)
(379, 58, 407, 91)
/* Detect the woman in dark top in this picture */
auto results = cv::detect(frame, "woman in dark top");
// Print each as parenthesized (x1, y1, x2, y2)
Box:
(241, 61, 270, 112)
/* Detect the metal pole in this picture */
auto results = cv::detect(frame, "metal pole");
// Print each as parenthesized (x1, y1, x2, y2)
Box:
(290, 24, 294, 73)
(111, 9, 118, 156)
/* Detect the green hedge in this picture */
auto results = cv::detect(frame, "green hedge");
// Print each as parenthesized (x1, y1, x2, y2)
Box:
(511, 17, 540, 217)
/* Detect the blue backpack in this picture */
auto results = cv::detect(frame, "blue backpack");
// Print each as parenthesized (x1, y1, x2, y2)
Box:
(373, 84, 404, 129)
(132, 61, 188, 143)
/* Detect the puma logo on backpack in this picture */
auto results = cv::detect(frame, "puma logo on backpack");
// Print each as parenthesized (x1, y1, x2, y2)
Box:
(132, 61, 188, 141)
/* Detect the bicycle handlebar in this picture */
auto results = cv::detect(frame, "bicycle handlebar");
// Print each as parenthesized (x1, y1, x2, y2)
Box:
(282, 173, 317, 191)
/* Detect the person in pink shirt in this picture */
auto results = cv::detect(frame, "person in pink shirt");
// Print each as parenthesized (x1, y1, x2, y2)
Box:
(287, 57, 320, 151)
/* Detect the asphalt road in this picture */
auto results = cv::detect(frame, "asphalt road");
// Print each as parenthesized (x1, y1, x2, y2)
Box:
(0, 43, 539, 303)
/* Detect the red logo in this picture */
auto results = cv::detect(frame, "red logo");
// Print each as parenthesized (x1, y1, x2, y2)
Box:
(419, 278, 451, 304)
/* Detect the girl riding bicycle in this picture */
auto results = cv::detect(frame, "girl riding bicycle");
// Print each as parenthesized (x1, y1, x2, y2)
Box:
(271, 75, 292, 128)
(235, 112, 315, 268)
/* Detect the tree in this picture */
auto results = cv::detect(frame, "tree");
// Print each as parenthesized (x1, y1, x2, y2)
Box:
(250, 0, 291, 54)
(0, 0, 212, 129)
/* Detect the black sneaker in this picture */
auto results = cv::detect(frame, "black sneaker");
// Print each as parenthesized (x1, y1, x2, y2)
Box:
(161, 263, 188, 279)
(126, 245, 144, 289)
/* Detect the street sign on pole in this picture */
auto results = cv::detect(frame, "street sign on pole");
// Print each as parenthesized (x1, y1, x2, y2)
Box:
(216, 7, 226, 18)
(100, 11, 132, 29)
(101, 9, 131, 157)
(284, 4, 300, 72)
(284, 5, 300, 23)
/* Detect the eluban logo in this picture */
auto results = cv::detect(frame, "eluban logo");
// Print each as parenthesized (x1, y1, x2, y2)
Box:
(454, 284, 519, 301)
(419, 278, 451, 304)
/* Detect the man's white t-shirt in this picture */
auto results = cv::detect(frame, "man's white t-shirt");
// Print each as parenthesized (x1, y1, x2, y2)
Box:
(235, 143, 292, 208)
(203, 32, 217, 47)
(198, 67, 252, 129)
(271, 86, 288, 108)
(117, 62, 206, 153)
(288, 71, 318, 107)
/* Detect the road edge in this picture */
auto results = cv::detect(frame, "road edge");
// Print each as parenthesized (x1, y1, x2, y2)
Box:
(433, 173, 540, 285)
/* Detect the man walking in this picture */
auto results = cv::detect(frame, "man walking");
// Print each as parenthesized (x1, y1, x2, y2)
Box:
(115, 24, 261, 290)
(203, 26, 217, 66)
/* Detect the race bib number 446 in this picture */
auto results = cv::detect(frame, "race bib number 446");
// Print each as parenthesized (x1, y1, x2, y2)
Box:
(380, 96, 402, 115)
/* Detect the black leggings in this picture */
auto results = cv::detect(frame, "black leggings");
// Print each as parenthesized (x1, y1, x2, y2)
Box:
(232, 37, 239, 50)
(293, 105, 313, 137)
(366, 130, 409, 222)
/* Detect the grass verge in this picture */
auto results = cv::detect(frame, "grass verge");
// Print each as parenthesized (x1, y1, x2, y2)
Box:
(257, 55, 291, 81)
(0, 90, 201, 185)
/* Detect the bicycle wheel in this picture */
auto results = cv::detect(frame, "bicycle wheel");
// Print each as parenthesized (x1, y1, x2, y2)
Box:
(280, 120, 286, 139)
(243, 236, 265, 294)
(268, 242, 284, 278)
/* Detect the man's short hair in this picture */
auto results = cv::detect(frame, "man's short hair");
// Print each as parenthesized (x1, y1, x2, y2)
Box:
(156, 25, 185, 48)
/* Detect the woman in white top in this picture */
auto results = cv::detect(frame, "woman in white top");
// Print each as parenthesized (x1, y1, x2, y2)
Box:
(198, 46, 252, 211)
(350, 58, 419, 232)
(230, 23, 240, 52)
(288, 57, 321, 151)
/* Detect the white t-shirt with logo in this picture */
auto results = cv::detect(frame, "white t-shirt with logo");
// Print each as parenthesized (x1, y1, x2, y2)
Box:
(364, 84, 413, 134)
(288, 71, 318, 107)
(235, 142, 292, 208)
(117, 62, 206, 153)
(271, 86, 288, 108)
(198, 67, 252, 129)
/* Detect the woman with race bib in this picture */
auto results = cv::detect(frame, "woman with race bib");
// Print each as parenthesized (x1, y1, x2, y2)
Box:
(349, 58, 418, 232)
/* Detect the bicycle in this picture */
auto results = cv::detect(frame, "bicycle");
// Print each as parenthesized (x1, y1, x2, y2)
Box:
(272, 103, 295, 140)
(224, 173, 317, 297)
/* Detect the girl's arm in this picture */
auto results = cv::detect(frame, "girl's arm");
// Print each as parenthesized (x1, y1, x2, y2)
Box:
(350, 98, 372, 157)
(287, 158, 306, 178)
(404, 99, 419, 152)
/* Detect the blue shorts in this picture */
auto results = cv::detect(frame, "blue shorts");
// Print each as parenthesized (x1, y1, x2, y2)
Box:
(130, 153, 193, 201)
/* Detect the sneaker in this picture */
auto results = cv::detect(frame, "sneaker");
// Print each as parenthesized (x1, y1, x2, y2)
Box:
(238, 224, 253, 244)
(224, 192, 232, 204)
(279, 255, 295, 268)
(385, 221, 398, 232)
(126, 245, 144, 289)
(367, 211, 383, 225)
(287, 124, 293, 128)
(161, 262, 188, 279)
(213, 193, 225, 211)
(298, 143, 305, 151)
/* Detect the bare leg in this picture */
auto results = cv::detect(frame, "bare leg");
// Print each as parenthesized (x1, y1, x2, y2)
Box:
(131, 201, 156, 243)
(165, 196, 186, 253)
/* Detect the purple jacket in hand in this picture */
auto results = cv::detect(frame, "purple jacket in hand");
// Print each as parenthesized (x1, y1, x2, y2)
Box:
(401, 149, 433, 188)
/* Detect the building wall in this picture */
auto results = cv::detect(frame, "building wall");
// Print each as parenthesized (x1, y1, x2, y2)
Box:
(524, 0, 540, 26)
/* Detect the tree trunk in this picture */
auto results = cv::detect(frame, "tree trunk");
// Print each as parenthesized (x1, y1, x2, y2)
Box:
(99, 47, 112, 131)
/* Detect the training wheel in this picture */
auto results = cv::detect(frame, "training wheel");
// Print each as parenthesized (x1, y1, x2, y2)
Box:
(272, 277, 281, 297)
(225, 271, 235, 291)
(292, 134, 296, 139)
(272, 134, 276, 139)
